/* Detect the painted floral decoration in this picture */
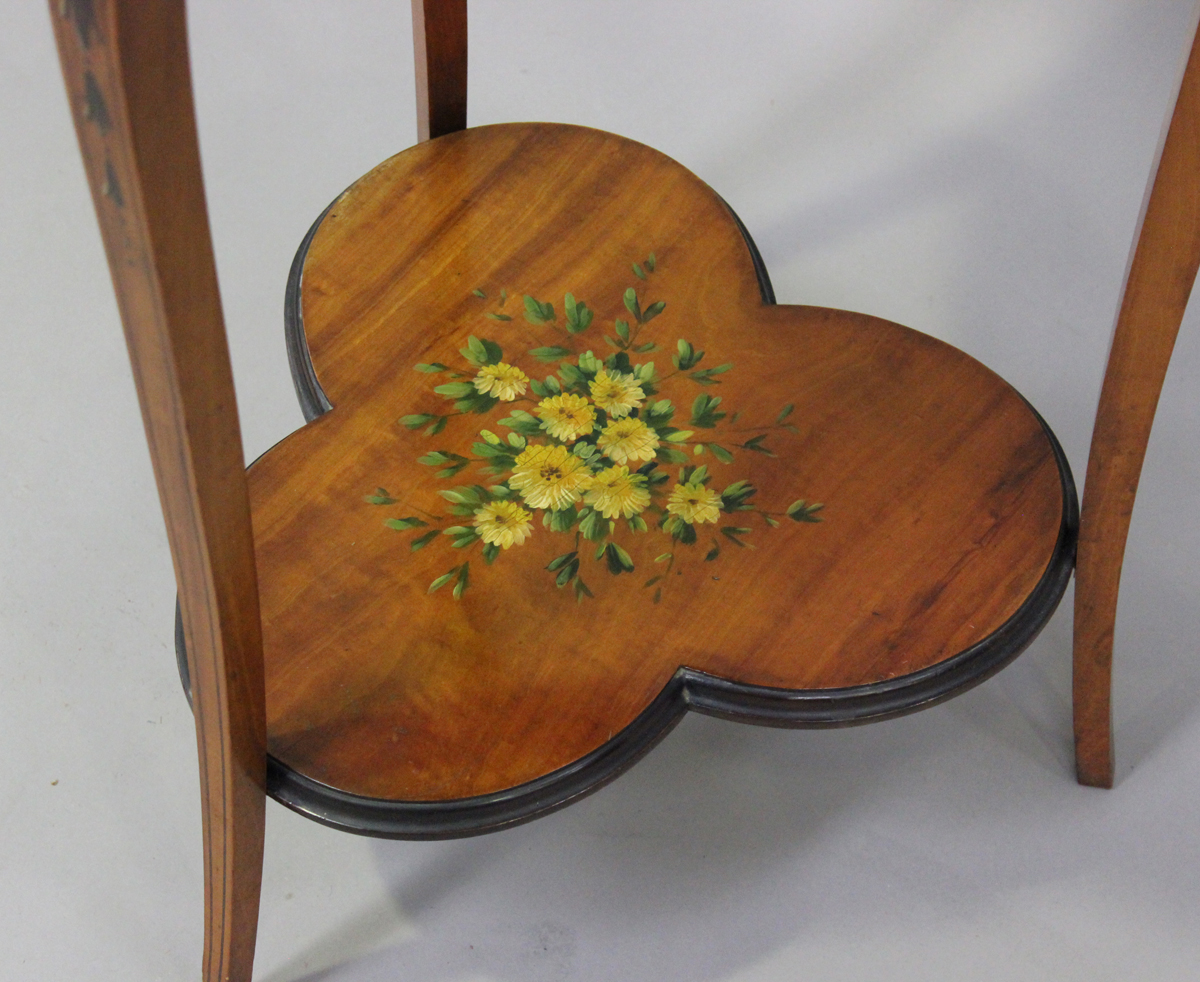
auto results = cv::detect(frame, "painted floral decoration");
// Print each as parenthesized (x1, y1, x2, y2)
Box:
(366, 252, 823, 601)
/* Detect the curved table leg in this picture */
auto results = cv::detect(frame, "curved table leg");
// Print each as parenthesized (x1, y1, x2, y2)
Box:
(1075, 17, 1200, 788)
(49, 2, 267, 977)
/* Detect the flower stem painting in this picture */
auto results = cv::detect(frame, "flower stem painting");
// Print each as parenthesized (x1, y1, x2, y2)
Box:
(366, 252, 824, 601)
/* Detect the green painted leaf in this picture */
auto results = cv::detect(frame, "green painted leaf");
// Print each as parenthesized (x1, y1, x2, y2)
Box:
(384, 516, 429, 531)
(498, 409, 542, 435)
(414, 363, 448, 373)
(547, 551, 578, 572)
(643, 397, 674, 422)
(689, 363, 732, 385)
(709, 444, 734, 464)
(577, 350, 602, 375)
(429, 570, 456, 593)
(558, 363, 584, 384)
(787, 500, 825, 522)
(777, 403, 794, 424)
(579, 509, 606, 542)
(453, 392, 499, 415)
(435, 381, 475, 398)
(642, 300, 665, 322)
(364, 490, 398, 505)
(646, 252, 657, 272)
(604, 542, 631, 575)
(624, 287, 642, 323)
(742, 441, 776, 457)
(472, 288, 486, 298)
(531, 345, 571, 362)
(523, 294, 551, 323)
(574, 576, 593, 601)
(410, 529, 440, 551)
(462, 335, 486, 365)
(452, 562, 470, 598)
(486, 312, 513, 322)
(632, 262, 646, 280)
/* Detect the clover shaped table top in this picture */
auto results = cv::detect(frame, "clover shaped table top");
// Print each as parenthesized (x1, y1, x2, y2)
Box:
(236, 123, 1075, 837)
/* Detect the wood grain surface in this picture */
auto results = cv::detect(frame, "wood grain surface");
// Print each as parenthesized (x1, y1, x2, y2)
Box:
(252, 123, 1067, 803)
(50, 2, 266, 980)
(411, 0, 467, 142)
(1074, 19, 1200, 789)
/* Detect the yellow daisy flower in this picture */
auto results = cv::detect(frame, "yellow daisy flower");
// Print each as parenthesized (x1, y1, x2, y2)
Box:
(584, 465, 650, 519)
(597, 417, 659, 465)
(473, 500, 534, 549)
(509, 444, 592, 510)
(589, 369, 645, 419)
(536, 393, 596, 442)
(473, 362, 529, 401)
(667, 482, 722, 525)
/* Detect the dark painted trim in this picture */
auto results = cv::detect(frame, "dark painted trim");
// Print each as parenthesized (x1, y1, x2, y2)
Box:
(284, 200, 336, 422)
(172, 146, 1078, 840)
(267, 678, 689, 840)
(175, 600, 192, 709)
(718, 195, 776, 305)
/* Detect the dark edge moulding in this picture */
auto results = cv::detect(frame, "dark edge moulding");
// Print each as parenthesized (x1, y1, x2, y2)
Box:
(175, 161, 1077, 841)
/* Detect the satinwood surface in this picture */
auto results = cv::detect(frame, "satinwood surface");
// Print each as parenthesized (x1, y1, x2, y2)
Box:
(250, 123, 1065, 802)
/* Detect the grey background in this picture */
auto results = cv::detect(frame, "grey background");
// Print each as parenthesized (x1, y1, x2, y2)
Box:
(2, 2, 1198, 979)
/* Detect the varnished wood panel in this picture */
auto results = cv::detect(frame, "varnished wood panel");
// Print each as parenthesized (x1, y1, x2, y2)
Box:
(50, 2, 265, 980)
(247, 124, 1069, 805)
(1074, 20, 1200, 789)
